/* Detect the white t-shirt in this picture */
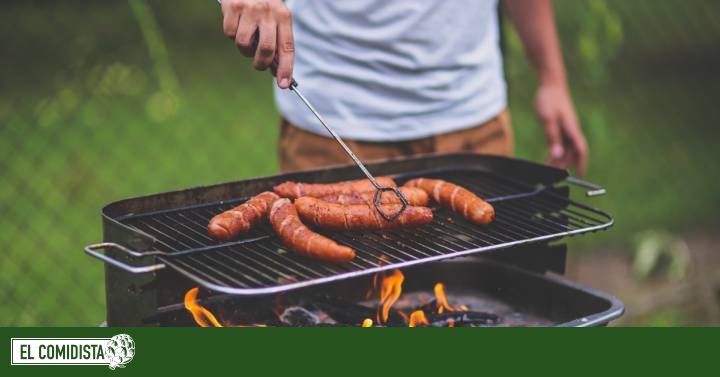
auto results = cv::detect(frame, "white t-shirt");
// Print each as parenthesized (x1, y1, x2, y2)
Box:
(274, 0, 506, 142)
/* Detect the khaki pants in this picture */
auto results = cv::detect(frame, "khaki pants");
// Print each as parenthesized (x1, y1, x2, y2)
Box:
(279, 110, 513, 172)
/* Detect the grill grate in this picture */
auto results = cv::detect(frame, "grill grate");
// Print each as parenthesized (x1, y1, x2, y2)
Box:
(118, 169, 612, 295)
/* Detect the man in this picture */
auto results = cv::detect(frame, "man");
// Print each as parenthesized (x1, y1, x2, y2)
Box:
(221, 0, 588, 175)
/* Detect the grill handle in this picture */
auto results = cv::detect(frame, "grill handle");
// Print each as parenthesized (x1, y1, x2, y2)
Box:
(565, 177, 607, 197)
(84, 242, 166, 274)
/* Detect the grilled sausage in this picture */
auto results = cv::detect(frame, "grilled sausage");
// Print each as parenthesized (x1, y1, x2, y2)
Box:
(403, 178, 495, 224)
(294, 197, 433, 231)
(273, 177, 397, 199)
(208, 191, 280, 241)
(270, 198, 355, 263)
(318, 187, 429, 206)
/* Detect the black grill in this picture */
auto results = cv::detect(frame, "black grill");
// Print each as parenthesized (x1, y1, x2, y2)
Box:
(112, 168, 612, 295)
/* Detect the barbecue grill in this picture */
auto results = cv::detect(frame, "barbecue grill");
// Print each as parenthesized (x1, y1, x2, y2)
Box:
(85, 153, 623, 326)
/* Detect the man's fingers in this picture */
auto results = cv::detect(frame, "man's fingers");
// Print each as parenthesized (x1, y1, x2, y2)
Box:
(221, 1, 293, 81)
(235, 13, 258, 57)
(222, 2, 241, 39)
(542, 116, 564, 163)
(275, 10, 295, 88)
(253, 22, 277, 70)
(562, 114, 588, 177)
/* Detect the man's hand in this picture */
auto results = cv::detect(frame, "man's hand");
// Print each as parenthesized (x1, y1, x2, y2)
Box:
(535, 80, 588, 176)
(221, 0, 295, 89)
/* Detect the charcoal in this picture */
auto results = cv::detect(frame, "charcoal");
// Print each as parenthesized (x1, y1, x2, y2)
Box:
(426, 311, 501, 327)
(417, 299, 440, 313)
(279, 306, 320, 326)
(310, 295, 406, 326)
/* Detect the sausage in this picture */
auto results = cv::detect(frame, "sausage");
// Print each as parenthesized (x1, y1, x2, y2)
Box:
(403, 178, 495, 224)
(318, 187, 429, 206)
(208, 191, 280, 241)
(294, 197, 433, 231)
(273, 177, 397, 199)
(269, 198, 355, 263)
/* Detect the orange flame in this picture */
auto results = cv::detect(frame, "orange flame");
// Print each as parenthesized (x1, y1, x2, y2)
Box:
(184, 287, 266, 327)
(184, 287, 224, 327)
(434, 283, 466, 314)
(408, 310, 429, 327)
(366, 255, 390, 299)
(362, 318, 373, 327)
(447, 318, 455, 327)
(376, 269, 404, 324)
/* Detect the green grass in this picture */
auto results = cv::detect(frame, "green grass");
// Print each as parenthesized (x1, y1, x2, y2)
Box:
(1, 0, 718, 326)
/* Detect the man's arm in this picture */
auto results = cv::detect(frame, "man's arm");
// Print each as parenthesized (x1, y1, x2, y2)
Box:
(504, 0, 588, 176)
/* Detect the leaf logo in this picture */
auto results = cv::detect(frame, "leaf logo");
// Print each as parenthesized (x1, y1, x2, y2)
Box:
(105, 334, 135, 370)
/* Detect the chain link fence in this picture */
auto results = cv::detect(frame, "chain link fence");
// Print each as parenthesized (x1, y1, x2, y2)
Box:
(1, 0, 718, 326)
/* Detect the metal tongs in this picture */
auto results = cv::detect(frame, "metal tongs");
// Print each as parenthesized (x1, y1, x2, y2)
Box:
(215, 1, 408, 221)
(282, 78, 409, 221)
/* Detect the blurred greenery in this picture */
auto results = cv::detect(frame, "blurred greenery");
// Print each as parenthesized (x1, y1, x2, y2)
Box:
(643, 308, 688, 327)
(0, 0, 718, 326)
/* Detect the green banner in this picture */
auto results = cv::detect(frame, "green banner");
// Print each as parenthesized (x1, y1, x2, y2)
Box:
(1, 327, 715, 375)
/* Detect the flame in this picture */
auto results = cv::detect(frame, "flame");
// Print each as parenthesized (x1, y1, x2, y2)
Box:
(366, 255, 390, 299)
(376, 269, 405, 324)
(185, 278, 467, 328)
(184, 287, 266, 327)
(408, 310, 429, 327)
(184, 287, 224, 327)
(434, 283, 466, 314)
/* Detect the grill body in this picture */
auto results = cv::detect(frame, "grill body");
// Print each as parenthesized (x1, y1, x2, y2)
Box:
(146, 258, 624, 327)
(94, 153, 618, 326)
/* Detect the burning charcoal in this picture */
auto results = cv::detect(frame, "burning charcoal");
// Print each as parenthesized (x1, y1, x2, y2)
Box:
(279, 306, 321, 326)
(310, 296, 375, 323)
(417, 299, 440, 314)
(310, 295, 406, 326)
(426, 311, 501, 327)
(382, 313, 407, 327)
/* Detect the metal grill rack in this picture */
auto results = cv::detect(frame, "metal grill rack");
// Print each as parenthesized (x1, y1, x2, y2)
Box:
(106, 168, 613, 295)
